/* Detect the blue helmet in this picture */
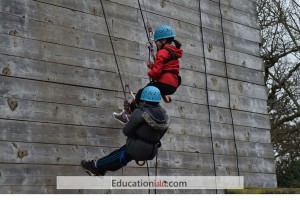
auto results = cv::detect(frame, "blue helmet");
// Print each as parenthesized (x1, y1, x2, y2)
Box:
(140, 86, 161, 103)
(154, 25, 176, 42)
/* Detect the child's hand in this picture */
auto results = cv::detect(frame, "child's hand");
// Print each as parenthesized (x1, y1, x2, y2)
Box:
(147, 60, 152, 69)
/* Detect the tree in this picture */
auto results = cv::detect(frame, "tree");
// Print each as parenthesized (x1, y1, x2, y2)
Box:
(257, 0, 300, 187)
(276, 160, 300, 187)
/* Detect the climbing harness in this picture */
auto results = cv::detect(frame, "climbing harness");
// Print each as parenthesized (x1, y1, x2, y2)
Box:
(135, 160, 146, 166)
(163, 48, 182, 87)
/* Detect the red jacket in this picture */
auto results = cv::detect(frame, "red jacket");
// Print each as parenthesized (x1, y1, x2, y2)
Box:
(147, 45, 183, 88)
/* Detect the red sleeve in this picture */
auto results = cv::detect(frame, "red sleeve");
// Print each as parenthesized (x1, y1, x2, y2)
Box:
(147, 49, 169, 79)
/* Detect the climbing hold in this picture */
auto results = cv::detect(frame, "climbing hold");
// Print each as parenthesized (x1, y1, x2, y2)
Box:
(181, 129, 187, 135)
(92, 8, 97, 15)
(234, 97, 239, 108)
(248, 165, 253, 172)
(81, 96, 87, 101)
(224, 10, 228, 16)
(207, 44, 213, 52)
(95, 92, 102, 101)
(238, 83, 243, 93)
(160, 0, 166, 8)
(2, 67, 11, 76)
(244, 132, 251, 141)
(177, 21, 182, 28)
(242, 61, 246, 67)
(178, 105, 186, 117)
(9, 29, 18, 36)
(219, 115, 224, 122)
(215, 142, 220, 148)
(75, 35, 80, 45)
(99, 120, 105, 126)
(225, 166, 231, 174)
(7, 98, 18, 111)
(52, 106, 59, 117)
(211, 77, 218, 86)
(17, 149, 28, 159)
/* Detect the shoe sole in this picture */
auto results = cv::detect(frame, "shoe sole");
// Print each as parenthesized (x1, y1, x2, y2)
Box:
(81, 165, 98, 176)
(112, 113, 126, 124)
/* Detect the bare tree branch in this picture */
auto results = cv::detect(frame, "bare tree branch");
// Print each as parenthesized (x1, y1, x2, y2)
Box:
(258, 1, 300, 175)
(271, 110, 300, 135)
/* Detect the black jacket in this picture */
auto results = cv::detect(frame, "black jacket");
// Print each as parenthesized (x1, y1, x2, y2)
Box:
(123, 104, 169, 161)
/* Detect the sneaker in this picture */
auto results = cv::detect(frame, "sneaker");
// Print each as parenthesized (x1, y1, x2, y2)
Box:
(81, 160, 105, 176)
(113, 110, 129, 124)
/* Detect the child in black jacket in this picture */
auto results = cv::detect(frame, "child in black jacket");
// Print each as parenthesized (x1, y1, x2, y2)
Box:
(81, 86, 169, 176)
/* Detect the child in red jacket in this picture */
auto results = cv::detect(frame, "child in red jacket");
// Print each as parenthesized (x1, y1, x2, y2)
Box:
(114, 25, 183, 124)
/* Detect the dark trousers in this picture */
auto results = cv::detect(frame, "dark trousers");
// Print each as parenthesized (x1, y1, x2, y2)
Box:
(135, 82, 177, 105)
(95, 145, 133, 174)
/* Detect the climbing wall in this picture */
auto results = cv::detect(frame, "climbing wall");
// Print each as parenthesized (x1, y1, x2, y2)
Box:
(0, 0, 277, 194)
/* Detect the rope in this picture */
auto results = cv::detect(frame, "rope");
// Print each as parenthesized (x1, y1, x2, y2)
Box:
(218, 0, 240, 176)
(137, 0, 155, 61)
(146, 160, 150, 194)
(198, 0, 217, 193)
(99, 0, 127, 99)
(154, 151, 158, 194)
(137, 0, 152, 45)
(137, 0, 155, 85)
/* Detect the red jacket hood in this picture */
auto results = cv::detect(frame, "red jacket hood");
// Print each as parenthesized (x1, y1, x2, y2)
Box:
(164, 45, 183, 59)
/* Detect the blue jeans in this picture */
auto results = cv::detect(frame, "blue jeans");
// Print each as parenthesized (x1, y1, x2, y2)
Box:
(95, 145, 133, 173)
